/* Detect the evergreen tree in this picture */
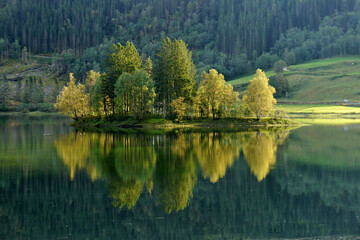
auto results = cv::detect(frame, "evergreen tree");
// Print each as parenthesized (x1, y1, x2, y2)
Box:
(99, 73, 113, 116)
(106, 41, 142, 114)
(153, 38, 196, 113)
(0, 74, 10, 103)
(15, 80, 22, 102)
(37, 79, 45, 103)
(145, 57, 153, 77)
(22, 79, 31, 103)
(51, 79, 60, 103)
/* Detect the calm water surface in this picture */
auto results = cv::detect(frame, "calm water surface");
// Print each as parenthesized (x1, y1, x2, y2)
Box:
(1, 115, 360, 239)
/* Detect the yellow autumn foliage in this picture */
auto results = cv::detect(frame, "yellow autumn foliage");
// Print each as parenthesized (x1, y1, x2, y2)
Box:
(243, 69, 276, 119)
(195, 69, 239, 118)
(55, 73, 90, 120)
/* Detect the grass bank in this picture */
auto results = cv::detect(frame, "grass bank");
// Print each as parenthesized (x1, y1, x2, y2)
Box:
(0, 111, 66, 117)
(72, 116, 299, 131)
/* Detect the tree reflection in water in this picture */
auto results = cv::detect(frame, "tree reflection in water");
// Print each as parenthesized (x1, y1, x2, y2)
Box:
(54, 129, 291, 212)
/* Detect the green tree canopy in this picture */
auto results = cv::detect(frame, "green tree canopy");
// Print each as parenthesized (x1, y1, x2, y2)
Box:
(153, 38, 196, 113)
(195, 69, 239, 118)
(273, 60, 287, 73)
(105, 42, 142, 114)
(115, 70, 156, 119)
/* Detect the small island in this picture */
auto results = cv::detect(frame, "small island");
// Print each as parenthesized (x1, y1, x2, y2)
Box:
(55, 39, 294, 130)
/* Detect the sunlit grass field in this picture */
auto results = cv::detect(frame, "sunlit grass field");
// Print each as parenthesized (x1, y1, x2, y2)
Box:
(286, 56, 360, 69)
(278, 104, 360, 125)
(278, 104, 360, 113)
(228, 70, 276, 86)
(229, 56, 360, 103)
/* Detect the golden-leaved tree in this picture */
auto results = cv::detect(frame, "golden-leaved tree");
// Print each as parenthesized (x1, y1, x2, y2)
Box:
(55, 73, 90, 120)
(195, 69, 239, 118)
(243, 69, 276, 120)
(170, 97, 187, 121)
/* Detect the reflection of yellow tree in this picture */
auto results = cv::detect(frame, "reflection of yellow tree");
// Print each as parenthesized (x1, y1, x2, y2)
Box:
(54, 132, 114, 181)
(242, 131, 288, 182)
(195, 133, 241, 183)
(55, 132, 93, 180)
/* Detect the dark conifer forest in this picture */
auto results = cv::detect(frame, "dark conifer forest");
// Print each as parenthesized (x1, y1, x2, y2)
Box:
(0, 0, 359, 79)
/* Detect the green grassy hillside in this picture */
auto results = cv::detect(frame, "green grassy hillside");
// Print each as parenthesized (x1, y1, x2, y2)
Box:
(229, 56, 360, 103)
(0, 58, 66, 109)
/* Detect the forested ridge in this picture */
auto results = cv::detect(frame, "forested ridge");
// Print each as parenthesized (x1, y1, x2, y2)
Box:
(0, 0, 359, 80)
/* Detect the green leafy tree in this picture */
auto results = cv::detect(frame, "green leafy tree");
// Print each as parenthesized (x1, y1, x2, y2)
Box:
(106, 42, 142, 114)
(243, 69, 276, 120)
(115, 70, 156, 119)
(153, 38, 196, 113)
(274, 73, 289, 97)
(273, 60, 287, 73)
(170, 97, 187, 121)
(99, 73, 113, 116)
(145, 56, 153, 77)
(284, 50, 296, 65)
(85, 70, 101, 89)
(85, 70, 102, 115)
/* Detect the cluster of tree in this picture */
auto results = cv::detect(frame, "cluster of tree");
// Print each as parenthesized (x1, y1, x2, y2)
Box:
(57, 39, 280, 120)
(0, 0, 356, 79)
(271, 11, 360, 65)
(0, 74, 58, 112)
(57, 39, 273, 120)
(269, 60, 289, 98)
(0, 38, 21, 61)
(22, 77, 45, 104)
(0, 75, 11, 111)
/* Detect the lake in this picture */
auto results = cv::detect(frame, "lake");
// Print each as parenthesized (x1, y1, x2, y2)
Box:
(1, 115, 360, 239)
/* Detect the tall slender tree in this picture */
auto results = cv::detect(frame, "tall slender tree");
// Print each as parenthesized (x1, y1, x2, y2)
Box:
(106, 41, 142, 114)
(153, 38, 196, 113)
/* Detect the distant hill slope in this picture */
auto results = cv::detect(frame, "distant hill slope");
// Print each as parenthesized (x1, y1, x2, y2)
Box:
(0, 58, 67, 109)
(229, 56, 360, 103)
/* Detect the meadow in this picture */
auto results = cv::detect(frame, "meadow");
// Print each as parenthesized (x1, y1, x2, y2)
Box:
(229, 56, 360, 103)
(278, 104, 360, 125)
